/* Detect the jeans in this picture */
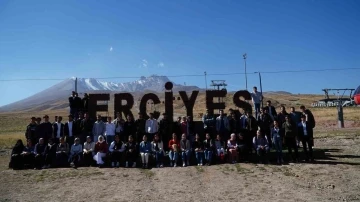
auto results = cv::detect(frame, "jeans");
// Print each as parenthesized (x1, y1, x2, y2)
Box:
(106, 135, 115, 145)
(195, 152, 204, 164)
(273, 136, 283, 161)
(204, 150, 213, 162)
(169, 151, 178, 162)
(154, 151, 164, 164)
(181, 150, 191, 163)
(254, 103, 261, 118)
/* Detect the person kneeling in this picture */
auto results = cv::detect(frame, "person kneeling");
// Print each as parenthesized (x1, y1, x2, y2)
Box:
(140, 135, 151, 169)
(253, 130, 270, 164)
(83, 136, 95, 167)
(93, 136, 108, 168)
(152, 134, 164, 168)
(125, 135, 137, 168)
(69, 138, 82, 168)
(109, 135, 125, 168)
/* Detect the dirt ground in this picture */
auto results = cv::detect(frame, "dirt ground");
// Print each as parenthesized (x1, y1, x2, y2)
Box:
(0, 134, 359, 202)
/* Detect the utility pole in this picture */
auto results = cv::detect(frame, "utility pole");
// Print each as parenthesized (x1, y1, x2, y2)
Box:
(255, 72, 264, 108)
(204, 71, 208, 90)
(210, 80, 227, 106)
(75, 77, 78, 93)
(243, 53, 248, 90)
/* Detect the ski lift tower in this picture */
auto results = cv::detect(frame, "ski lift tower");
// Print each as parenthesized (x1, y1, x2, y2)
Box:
(322, 88, 355, 128)
(210, 80, 227, 104)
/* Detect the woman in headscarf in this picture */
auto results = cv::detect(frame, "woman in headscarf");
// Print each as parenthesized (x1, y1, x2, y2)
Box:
(9, 139, 25, 170)
(83, 136, 95, 166)
(139, 135, 151, 169)
(69, 138, 83, 168)
(43, 138, 57, 169)
(109, 135, 125, 168)
(34, 138, 46, 169)
(22, 139, 35, 169)
(151, 133, 164, 168)
(93, 135, 108, 168)
(55, 137, 69, 167)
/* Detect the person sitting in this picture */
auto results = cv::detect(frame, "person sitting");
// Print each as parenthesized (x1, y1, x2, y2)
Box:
(69, 138, 83, 168)
(34, 138, 46, 169)
(271, 120, 283, 164)
(214, 134, 225, 163)
(193, 134, 204, 166)
(43, 138, 57, 169)
(109, 135, 125, 168)
(227, 133, 238, 164)
(56, 137, 70, 167)
(93, 135, 108, 168)
(22, 139, 35, 169)
(139, 135, 151, 169)
(237, 132, 247, 162)
(83, 136, 95, 167)
(253, 130, 270, 164)
(179, 133, 191, 167)
(125, 135, 137, 168)
(9, 140, 25, 170)
(168, 133, 180, 167)
(152, 134, 164, 168)
(203, 133, 214, 166)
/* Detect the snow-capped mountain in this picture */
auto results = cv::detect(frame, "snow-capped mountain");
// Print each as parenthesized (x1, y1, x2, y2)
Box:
(0, 75, 200, 112)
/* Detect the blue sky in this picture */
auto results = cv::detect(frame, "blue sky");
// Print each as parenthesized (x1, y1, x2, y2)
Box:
(0, 0, 359, 107)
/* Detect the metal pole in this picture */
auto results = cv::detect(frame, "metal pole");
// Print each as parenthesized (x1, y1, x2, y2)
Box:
(259, 72, 264, 108)
(75, 77, 78, 93)
(243, 53, 248, 90)
(204, 71, 208, 90)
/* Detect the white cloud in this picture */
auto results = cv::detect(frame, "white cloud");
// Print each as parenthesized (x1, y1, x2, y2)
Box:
(140, 59, 148, 68)
(110, 46, 113, 52)
(157, 62, 165, 68)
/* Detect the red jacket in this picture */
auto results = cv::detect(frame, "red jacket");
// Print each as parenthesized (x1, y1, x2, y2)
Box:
(95, 141, 108, 153)
(168, 139, 179, 151)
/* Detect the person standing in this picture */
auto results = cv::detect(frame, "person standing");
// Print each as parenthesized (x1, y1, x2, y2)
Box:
(271, 120, 283, 164)
(135, 113, 146, 143)
(92, 115, 105, 143)
(202, 109, 215, 136)
(216, 110, 230, 141)
(277, 106, 289, 127)
(290, 106, 302, 147)
(113, 112, 125, 142)
(283, 115, 298, 162)
(69, 91, 77, 117)
(251, 86, 263, 118)
(39, 115, 53, 144)
(245, 111, 258, 150)
(52, 116, 64, 144)
(266, 100, 277, 121)
(82, 93, 89, 113)
(145, 113, 158, 142)
(257, 108, 272, 146)
(74, 93, 82, 119)
(228, 113, 239, 135)
(158, 113, 172, 149)
(124, 115, 136, 142)
(187, 116, 196, 142)
(25, 117, 38, 145)
(105, 117, 116, 145)
(80, 112, 93, 144)
(64, 115, 76, 146)
(298, 115, 314, 162)
(300, 105, 316, 147)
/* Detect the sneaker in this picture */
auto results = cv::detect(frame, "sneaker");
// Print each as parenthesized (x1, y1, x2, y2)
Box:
(174, 163, 177, 167)
(183, 163, 186, 167)
(200, 163, 203, 166)
(160, 164, 164, 168)
(42, 165, 47, 169)
(156, 164, 160, 168)
(125, 162, 129, 168)
(198, 164, 200, 166)
(116, 162, 120, 168)
(70, 162, 75, 168)
(132, 162, 136, 168)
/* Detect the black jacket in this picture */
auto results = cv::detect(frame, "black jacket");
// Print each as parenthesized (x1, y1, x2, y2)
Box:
(52, 122, 64, 138)
(37, 122, 53, 140)
(124, 120, 136, 137)
(297, 121, 313, 140)
(64, 121, 76, 137)
(25, 123, 38, 140)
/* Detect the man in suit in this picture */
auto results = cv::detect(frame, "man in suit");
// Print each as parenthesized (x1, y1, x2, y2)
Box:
(266, 100, 277, 121)
(300, 105, 315, 146)
(53, 116, 64, 144)
(257, 108, 272, 146)
(64, 115, 76, 146)
(298, 115, 314, 162)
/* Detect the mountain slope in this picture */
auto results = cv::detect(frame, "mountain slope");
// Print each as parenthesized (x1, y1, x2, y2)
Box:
(0, 75, 200, 112)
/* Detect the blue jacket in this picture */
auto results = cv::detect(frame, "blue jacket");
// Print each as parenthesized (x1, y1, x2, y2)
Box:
(139, 141, 151, 153)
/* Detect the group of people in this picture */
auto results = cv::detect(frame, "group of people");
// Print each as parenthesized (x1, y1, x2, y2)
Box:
(9, 88, 316, 170)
